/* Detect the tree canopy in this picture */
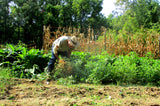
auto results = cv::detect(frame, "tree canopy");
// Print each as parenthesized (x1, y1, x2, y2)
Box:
(0, 0, 108, 47)
(111, 0, 160, 32)
(0, 0, 160, 48)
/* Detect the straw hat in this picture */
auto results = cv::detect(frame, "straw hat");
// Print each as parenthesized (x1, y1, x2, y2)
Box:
(69, 36, 79, 47)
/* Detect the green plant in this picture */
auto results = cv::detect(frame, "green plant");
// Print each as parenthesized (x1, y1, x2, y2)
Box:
(57, 75, 76, 86)
(85, 54, 116, 84)
(1, 43, 160, 86)
(0, 67, 14, 97)
(0, 43, 50, 78)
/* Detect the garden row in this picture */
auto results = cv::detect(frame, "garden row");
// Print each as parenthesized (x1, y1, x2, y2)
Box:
(0, 43, 160, 86)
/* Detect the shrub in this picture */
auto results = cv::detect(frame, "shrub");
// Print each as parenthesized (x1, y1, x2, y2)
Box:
(0, 43, 50, 78)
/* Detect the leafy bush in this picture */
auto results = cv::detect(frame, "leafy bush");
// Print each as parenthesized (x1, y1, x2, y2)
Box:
(108, 52, 139, 85)
(50, 51, 160, 86)
(53, 52, 91, 82)
(136, 56, 160, 86)
(85, 54, 116, 84)
(0, 43, 50, 78)
(0, 43, 26, 65)
(54, 57, 73, 79)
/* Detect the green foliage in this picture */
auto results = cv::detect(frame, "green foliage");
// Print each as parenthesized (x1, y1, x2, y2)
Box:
(72, 51, 160, 86)
(0, 67, 14, 97)
(1, 44, 160, 86)
(1, 0, 160, 46)
(49, 51, 160, 86)
(1, 0, 107, 45)
(84, 54, 114, 84)
(53, 57, 73, 79)
(0, 43, 50, 78)
(111, 0, 160, 32)
(57, 75, 76, 86)
(72, 0, 104, 29)
(71, 52, 92, 82)
(109, 52, 139, 84)
(136, 56, 160, 86)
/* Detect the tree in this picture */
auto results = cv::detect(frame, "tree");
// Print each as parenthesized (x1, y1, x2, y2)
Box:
(42, 0, 62, 27)
(72, 0, 104, 30)
(0, 0, 109, 48)
(10, 0, 45, 48)
(0, 0, 13, 43)
(114, 0, 160, 29)
(59, 0, 74, 27)
(87, 0, 108, 29)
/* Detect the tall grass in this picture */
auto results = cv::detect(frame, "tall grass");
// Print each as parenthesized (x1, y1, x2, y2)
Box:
(102, 28, 160, 58)
(42, 26, 104, 54)
(43, 26, 160, 58)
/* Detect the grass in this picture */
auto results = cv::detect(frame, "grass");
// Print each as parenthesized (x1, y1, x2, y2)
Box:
(0, 67, 15, 97)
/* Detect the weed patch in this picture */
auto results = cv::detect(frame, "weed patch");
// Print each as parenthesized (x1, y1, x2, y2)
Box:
(0, 43, 160, 86)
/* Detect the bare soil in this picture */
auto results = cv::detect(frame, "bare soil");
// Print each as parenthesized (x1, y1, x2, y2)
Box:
(0, 79, 160, 106)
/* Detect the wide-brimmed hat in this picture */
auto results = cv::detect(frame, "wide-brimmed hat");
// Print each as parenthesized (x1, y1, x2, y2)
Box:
(69, 36, 79, 47)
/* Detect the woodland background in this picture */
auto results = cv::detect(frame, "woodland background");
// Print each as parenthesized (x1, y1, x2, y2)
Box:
(1, 0, 160, 49)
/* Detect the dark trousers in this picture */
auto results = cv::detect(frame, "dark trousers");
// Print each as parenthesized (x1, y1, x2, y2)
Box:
(47, 49, 68, 72)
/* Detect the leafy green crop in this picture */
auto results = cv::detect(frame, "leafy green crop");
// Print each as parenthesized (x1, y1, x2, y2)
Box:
(70, 51, 160, 86)
(0, 44, 160, 86)
(0, 43, 50, 78)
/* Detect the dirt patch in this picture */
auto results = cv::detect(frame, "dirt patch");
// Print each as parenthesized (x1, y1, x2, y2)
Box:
(0, 79, 160, 106)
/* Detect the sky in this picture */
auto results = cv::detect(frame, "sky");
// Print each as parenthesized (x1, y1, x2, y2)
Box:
(101, 0, 117, 17)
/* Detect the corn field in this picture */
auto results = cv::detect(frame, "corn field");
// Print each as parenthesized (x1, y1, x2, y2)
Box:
(43, 25, 160, 58)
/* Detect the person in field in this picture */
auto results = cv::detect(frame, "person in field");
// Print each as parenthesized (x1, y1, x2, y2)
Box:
(47, 35, 79, 75)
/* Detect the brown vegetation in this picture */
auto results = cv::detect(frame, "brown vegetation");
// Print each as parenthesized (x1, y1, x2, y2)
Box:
(43, 26, 160, 58)
(0, 79, 160, 106)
